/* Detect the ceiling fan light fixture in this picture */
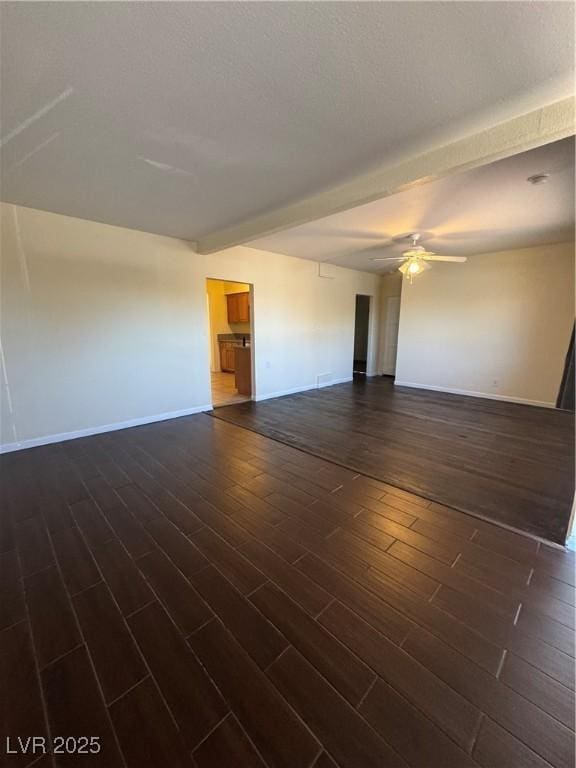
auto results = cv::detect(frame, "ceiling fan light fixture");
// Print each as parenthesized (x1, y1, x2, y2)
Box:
(370, 231, 466, 275)
(403, 246, 425, 259)
(399, 256, 429, 283)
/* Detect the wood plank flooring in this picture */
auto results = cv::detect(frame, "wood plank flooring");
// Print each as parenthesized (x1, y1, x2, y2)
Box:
(1, 413, 574, 768)
(212, 376, 575, 543)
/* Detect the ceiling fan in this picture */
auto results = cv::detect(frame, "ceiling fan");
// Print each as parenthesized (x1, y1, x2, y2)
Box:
(371, 234, 467, 283)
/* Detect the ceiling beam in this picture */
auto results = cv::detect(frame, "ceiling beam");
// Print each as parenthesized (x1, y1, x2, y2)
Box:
(196, 97, 575, 254)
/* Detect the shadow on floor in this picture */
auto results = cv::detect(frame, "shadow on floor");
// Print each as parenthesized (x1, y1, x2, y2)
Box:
(211, 377, 575, 543)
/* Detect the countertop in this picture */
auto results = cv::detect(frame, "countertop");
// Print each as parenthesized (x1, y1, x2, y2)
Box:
(217, 333, 251, 342)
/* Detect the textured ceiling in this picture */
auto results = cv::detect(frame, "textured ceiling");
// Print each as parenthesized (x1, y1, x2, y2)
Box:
(249, 138, 576, 272)
(1, 2, 574, 243)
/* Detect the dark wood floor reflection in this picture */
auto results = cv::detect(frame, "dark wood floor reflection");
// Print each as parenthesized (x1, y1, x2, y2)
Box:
(1, 414, 574, 768)
(213, 376, 575, 543)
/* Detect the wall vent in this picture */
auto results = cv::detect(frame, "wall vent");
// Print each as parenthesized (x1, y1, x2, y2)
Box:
(318, 263, 337, 279)
(317, 373, 332, 387)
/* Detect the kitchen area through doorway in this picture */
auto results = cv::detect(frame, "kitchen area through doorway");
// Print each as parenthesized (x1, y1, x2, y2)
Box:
(206, 279, 253, 406)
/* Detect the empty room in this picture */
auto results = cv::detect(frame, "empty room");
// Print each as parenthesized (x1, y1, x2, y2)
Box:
(1, 3, 574, 768)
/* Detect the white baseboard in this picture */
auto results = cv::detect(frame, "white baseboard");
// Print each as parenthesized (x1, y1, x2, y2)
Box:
(2, 375, 359, 452)
(393, 381, 556, 409)
(0, 404, 213, 454)
(254, 383, 317, 402)
(254, 376, 354, 402)
(319, 375, 353, 388)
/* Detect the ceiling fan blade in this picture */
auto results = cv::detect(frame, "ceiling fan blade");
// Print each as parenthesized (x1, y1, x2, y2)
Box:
(423, 255, 467, 262)
(370, 256, 406, 262)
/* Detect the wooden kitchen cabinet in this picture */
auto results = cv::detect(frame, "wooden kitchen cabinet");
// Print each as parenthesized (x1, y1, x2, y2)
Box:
(219, 342, 236, 372)
(226, 292, 250, 323)
(234, 347, 252, 395)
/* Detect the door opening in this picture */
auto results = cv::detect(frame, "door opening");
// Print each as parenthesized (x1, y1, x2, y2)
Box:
(353, 295, 371, 375)
(557, 324, 575, 411)
(206, 279, 254, 407)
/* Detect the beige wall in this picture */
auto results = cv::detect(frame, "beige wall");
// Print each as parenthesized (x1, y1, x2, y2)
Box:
(395, 241, 575, 406)
(0, 203, 380, 450)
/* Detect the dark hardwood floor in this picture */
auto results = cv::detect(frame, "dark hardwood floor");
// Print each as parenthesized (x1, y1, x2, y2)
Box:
(1, 413, 574, 768)
(213, 376, 575, 544)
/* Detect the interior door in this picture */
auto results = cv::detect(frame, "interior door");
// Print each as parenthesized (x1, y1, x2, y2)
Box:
(382, 296, 401, 375)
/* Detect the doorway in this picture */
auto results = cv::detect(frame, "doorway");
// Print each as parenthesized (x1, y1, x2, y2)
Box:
(556, 324, 575, 411)
(206, 279, 254, 407)
(353, 295, 371, 375)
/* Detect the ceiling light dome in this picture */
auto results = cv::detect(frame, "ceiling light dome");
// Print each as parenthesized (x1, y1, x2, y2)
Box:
(399, 256, 430, 283)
